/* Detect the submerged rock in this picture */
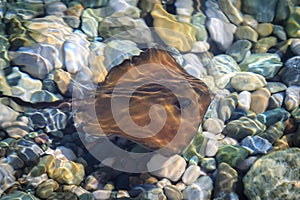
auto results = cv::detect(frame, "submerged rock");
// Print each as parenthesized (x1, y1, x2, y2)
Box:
(239, 53, 283, 79)
(151, 4, 202, 52)
(243, 148, 300, 199)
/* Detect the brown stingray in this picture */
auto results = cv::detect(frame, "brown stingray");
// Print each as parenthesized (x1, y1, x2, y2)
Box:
(89, 48, 211, 155)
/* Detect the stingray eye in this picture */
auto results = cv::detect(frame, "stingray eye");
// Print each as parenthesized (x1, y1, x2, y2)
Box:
(174, 98, 192, 110)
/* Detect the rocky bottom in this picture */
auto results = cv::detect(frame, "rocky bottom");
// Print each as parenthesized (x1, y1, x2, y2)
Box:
(0, 0, 300, 200)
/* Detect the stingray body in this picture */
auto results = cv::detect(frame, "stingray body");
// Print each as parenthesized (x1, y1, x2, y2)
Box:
(90, 48, 211, 155)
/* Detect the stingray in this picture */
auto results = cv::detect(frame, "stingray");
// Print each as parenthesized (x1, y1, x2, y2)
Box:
(76, 48, 212, 155)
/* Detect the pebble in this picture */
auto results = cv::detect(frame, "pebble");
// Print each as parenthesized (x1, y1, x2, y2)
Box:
(36, 179, 59, 199)
(223, 116, 266, 140)
(236, 156, 258, 172)
(46, 1, 67, 16)
(291, 38, 300, 55)
(204, 0, 230, 23)
(156, 178, 171, 189)
(151, 4, 199, 52)
(284, 86, 300, 111)
(235, 25, 258, 43)
(218, 0, 243, 25)
(8, 43, 62, 79)
(0, 103, 18, 124)
(205, 139, 219, 157)
(0, 159, 16, 196)
(81, 8, 101, 38)
(243, 148, 300, 199)
(206, 18, 236, 51)
(209, 55, 240, 89)
(0, 190, 37, 200)
(63, 32, 90, 74)
(226, 39, 252, 63)
(273, 25, 287, 41)
(242, 14, 258, 29)
(230, 72, 267, 91)
(269, 92, 285, 109)
(163, 185, 183, 200)
(26, 108, 68, 133)
(34, 154, 85, 185)
(280, 56, 300, 86)
(256, 23, 273, 37)
(182, 165, 202, 185)
(267, 82, 287, 93)
(286, 7, 300, 38)
(92, 190, 111, 200)
(215, 145, 249, 167)
(203, 118, 224, 134)
(1, 120, 30, 139)
(218, 92, 239, 121)
(139, 188, 167, 200)
(257, 121, 286, 144)
(239, 53, 283, 79)
(238, 91, 251, 110)
(147, 154, 186, 182)
(6, 67, 43, 102)
(241, 135, 273, 155)
(256, 107, 290, 127)
(242, 0, 278, 22)
(213, 162, 238, 197)
(200, 158, 216, 171)
(250, 88, 271, 114)
(254, 36, 278, 54)
(182, 176, 213, 200)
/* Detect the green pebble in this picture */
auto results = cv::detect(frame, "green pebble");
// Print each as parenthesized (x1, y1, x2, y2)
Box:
(216, 145, 249, 167)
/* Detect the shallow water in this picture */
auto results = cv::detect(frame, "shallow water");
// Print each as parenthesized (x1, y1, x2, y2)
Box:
(0, 0, 299, 199)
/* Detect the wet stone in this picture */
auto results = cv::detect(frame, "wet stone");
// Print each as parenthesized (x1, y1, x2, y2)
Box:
(240, 53, 283, 79)
(163, 185, 183, 200)
(182, 165, 202, 185)
(257, 121, 286, 144)
(256, 107, 290, 127)
(0, 190, 38, 200)
(203, 118, 224, 134)
(36, 179, 59, 199)
(208, 55, 240, 89)
(238, 91, 251, 110)
(243, 148, 300, 200)
(147, 154, 186, 182)
(241, 135, 273, 155)
(284, 86, 300, 111)
(291, 38, 300, 55)
(254, 37, 278, 54)
(182, 176, 213, 200)
(230, 72, 267, 91)
(223, 116, 266, 140)
(235, 25, 258, 43)
(213, 162, 238, 197)
(255, 23, 273, 37)
(0, 159, 16, 196)
(280, 56, 300, 86)
(46, 1, 67, 16)
(250, 88, 271, 114)
(218, 92, 239, 122)
(226, 40, 252, 63)
(267, 82, 287, 93)
(200, 157, 216, 171)
(273, 25, 287, 41)
(26, 108, 68, 133)
(206, 18, 236, 51)
(286, 7, 300, 38)
(242, 0, 278, 22)
(268, 92, 285, 109)
(218, 0, 243, 25)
